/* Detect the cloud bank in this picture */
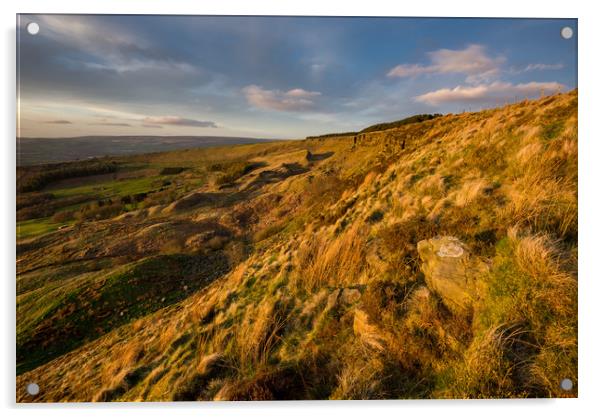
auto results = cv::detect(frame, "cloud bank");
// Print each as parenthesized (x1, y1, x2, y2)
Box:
(243, 85, 321, 111)
(415, 81, 565, 105)
(388, 44, 568, 107)
(142, 116, 217, 128)
(35, 15, 197, 76)
(388, 44, 504, 83)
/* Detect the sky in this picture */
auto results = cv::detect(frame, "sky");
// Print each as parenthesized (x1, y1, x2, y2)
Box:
(17, 15, 577, 139)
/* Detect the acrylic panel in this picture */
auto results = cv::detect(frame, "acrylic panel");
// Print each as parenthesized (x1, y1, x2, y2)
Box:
(16, 14, 577, 402)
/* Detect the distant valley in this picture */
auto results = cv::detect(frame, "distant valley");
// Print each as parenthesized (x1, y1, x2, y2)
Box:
(17, 136, 274, 166)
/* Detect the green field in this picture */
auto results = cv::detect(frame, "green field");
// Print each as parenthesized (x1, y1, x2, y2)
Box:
(17, 217, 69, 240)
(17, 165, 205, 240)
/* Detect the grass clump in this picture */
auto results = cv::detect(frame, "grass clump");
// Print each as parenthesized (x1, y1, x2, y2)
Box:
(295, 224, 367, 292)
(441, 228, 577, 398)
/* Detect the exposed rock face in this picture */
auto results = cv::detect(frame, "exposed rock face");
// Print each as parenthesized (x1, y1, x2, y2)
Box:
(417, 236, 489, 315)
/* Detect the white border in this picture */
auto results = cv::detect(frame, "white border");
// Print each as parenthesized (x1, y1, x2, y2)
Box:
(2, 1, 600, 417)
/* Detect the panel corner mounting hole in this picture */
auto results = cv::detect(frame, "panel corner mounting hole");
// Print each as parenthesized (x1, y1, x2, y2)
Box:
(26, 22, 40, 35)
(560, 378, 573, 391)
(561, 26, 573, 39)
(26, 382, 40, 396)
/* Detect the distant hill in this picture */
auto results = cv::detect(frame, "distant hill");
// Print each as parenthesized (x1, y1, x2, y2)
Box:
(17, 136, 274, 166)
(305, 114, 442, 139)
(360, 113, 443, 133)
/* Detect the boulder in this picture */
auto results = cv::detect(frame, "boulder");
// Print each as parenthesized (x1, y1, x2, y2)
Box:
(417, 236, 489, 315)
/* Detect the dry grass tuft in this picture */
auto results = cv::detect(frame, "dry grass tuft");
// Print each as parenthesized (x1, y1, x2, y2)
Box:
(331, 355, 385, 399)
(450, 226, 577, 398)
(443, 325, 516, 398)
(353, 309, 386, 351)
(515, 142, 543, 167)
(509, 228, 576, 321)
(454, 178, 490, 207)
(197, 352, 224, 375)
(229, 297, 287, 373)
(295, 223, 367, 292)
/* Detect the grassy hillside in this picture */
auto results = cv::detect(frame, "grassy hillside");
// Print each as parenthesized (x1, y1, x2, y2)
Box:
(16, 91, 577, 401)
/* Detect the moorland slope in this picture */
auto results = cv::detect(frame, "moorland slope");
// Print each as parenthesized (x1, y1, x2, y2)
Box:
(16, 91, 577, 401)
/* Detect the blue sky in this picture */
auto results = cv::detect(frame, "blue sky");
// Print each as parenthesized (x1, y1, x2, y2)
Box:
(17, 15, 577, 138)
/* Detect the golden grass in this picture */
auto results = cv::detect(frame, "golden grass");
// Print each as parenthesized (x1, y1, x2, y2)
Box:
(509, 227, 577, 322)
(331, 355, 385, 400)
(197, 352, 224, 375)
(515, 142, 543, 166)
(295, 223, 367, 292)
(444, 325, 516, 398)
(505, 175, 576, 238)
(444, 225, 577, 398)
(92, 340, 147, 401)
(454, 178, 490, 207)
(353, 309, 386, 351)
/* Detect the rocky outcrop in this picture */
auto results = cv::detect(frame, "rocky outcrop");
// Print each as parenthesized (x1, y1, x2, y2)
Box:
(417, 236, 489, 315)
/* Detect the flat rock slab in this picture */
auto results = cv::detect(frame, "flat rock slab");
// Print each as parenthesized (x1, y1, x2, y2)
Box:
(417, 236, 489, 315)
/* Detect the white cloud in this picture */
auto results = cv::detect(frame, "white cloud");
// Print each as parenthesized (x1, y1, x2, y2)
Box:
(390, 45, 568, 107)
(142, 116, 217, 128)
(83, 59, 196, 75)
(388, 44, 505, 83)
(285, 88, 321, 98)
(508, 63, 565, 74)
(524, 63, 564, 71)
(387, 64, 433, 78)
(243, 85, 322, 111)
(310, 63, 326, 74)
(415, 81, 565, 105)
(21, 99, 218, 129)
